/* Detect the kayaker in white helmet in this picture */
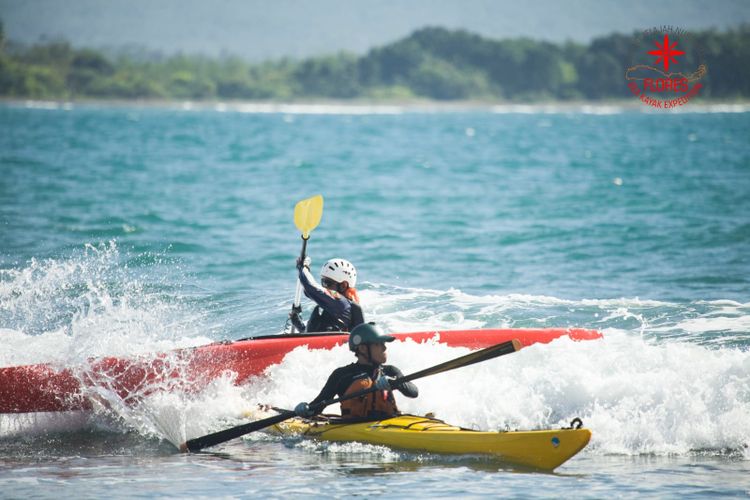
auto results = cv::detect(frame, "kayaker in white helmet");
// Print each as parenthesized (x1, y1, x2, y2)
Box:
(294, 322, 418, 419)
(290, 257, 365, 333)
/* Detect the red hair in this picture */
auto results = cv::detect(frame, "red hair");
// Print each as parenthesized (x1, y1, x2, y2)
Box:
(344, 287, 360, 304)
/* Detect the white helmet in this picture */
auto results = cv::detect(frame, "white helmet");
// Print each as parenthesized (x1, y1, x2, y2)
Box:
(320, 258, 357, 288)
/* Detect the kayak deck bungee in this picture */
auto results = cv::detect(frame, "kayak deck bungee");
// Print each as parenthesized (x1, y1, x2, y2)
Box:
(0, 328, 602, 414)
(270, 414, 591, 471)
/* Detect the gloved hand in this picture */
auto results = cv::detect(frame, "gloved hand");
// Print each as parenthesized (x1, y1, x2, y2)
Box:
(296, 256, 311, 270)
(294, 402, 314, 417)
(289, 306, 306, 333)
(374, 375, 391, 391)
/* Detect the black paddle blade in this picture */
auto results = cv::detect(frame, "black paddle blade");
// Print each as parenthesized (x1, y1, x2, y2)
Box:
(180, 410, 296, 453)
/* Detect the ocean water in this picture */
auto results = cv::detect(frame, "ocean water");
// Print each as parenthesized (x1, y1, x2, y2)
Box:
(0, 102, 749, 498)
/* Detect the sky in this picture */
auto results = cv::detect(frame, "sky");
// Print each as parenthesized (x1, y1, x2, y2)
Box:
(1, 0, 749, 60)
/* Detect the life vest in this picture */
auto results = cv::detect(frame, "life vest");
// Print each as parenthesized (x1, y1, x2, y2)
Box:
(307, 301, 364, 333)
(339, 371, 399, 418)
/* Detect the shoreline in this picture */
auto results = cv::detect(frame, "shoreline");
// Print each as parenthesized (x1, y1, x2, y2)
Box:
(3, 97, 750, 114)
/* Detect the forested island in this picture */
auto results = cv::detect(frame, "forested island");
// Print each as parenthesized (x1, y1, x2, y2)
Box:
(1, 20, 748, 102)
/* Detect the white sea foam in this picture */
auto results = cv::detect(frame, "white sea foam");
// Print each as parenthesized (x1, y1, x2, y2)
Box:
(95, 330, 746, 456)
(209, 334, 749, 457)
(0, 411, 92, 438)
(2, 253, 748, 457)
(671, 103, 750, 113)
(489, 102, 750, 115)
(673, 315, 750, 334)
(361, 284, 673, 311)
(669, 301, 750, 334)
(22, 100, 71, 110)
(232, 103, 404, 115)
(491, 104, 629, 115)
(213, 285, 748, 457)
(4, 317, 748, 458)
(8, 100, 750, 115)
(0, 327, 73, 366)
(95, 370, 253, 445)
(0, 242, 212, 367)
(357, 285, 692, 340)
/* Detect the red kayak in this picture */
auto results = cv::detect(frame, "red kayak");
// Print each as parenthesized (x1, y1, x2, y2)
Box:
(0, 328, 601, 414)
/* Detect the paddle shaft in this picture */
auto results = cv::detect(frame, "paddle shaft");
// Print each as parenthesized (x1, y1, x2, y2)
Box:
(292, 236, 309, 310)
(180, 339, 520, 452)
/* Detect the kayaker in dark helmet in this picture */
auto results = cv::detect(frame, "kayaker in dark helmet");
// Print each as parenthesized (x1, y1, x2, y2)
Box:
(294, 322, 418, 419)
(290, 257, 364, 333)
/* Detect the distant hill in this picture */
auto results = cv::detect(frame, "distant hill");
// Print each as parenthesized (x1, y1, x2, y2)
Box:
(1, 24, 749, 101)
(2, 0, 750, 60)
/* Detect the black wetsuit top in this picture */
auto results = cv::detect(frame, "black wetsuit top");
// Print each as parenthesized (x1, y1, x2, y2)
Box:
(297, 267, 364, 332)
(309, 362, 418, 413)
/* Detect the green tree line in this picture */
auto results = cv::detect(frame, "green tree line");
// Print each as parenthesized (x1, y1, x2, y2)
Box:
(1, 21, 748, 101)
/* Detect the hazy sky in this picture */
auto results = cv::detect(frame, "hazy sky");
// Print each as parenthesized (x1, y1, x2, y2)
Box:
(1, 0, 748, 60)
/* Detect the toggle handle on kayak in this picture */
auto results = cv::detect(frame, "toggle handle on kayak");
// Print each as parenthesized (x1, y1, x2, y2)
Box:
(567, 417, 584, 430)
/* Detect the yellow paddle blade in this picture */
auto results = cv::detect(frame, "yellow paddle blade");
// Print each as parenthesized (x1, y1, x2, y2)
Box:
(294, 194, 324, 238)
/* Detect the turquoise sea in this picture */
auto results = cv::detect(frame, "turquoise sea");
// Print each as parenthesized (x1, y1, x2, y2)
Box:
(1, 102, 749, 498)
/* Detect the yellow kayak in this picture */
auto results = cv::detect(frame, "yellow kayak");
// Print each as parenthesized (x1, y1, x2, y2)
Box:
(271, 414, 591, 471)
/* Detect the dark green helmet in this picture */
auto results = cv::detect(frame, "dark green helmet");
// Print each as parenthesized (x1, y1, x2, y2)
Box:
(348, 322, 395, 351)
